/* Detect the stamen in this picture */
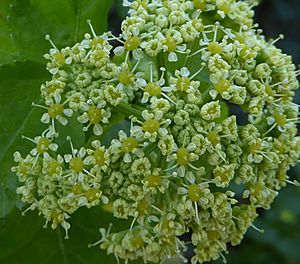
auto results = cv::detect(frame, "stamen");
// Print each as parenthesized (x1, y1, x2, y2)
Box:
(162, 93, 177, 105)
(232, 216, 242, 222)
(21, 204, 35, 216)
(84, 50, 92, 60)
(285, 179, 300, 187)
(87, 19, 97, 38)
(287, 117, 300, 121)
(62, 172, 72, 179)
(142, 247, 147, 264)
(188, 163, 203, 171)
(251, 223, 264, 233)
(132, 59, 140, 72)
(43, 219, 49, 229)
(194, 201, 200, 224)
(83, 169, 97, 178)
(125, 50, 130, 64)
(188, 47, 206, 57)
(21, 135, 36, 144)
(258, 152, 273, 162)
(149, 62, 153, 82)
(66, 136, 76, 155)
(45, 34, 59, 51)
(115, 255, 120, 264)
(288, 102, 300, 108)
(62, 221, 70, 239)
(213, 22, 220, 42)
(130, 217, 137, 230)
(151, 204, 162, 213)
(219, 251, 227, 264)
(179, 253, 188, 263)
(263, 123, 276, 136)
(271, 79, 289, 87)
(55, 185, 72, 190)
(216, 149, 226, 162)
(190, 63, 205, 80)
(217, 240, 228, 253)
(88, 223, 112, 248)
(30, 154, 40, 171)
(221, 27, 235, 39)
(159, 67, 166, 82)
(269, 34, 284, 46)
(31, 102, 48, 110)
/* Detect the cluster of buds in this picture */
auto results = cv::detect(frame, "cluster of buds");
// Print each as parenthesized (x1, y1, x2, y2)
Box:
(12, 0, 300, 263)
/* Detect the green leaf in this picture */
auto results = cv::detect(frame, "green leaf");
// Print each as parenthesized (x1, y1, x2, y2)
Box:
(0, 61, 48, 218)
(0, 61, 87, 218)
(0, 206, 177, 263)
(0, 0, 113, 218)
(0, 207, 121, 263)
(0, 0, 113, 65)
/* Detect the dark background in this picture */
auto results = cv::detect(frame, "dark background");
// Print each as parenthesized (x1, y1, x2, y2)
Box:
(109, 1, 300, 263)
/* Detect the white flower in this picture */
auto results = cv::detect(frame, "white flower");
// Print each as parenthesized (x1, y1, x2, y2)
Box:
(37, 93, 73, 130)
(110, 130, 144, 163)
(131, 110, 170, 142)
(77, 103, 111, 136)
(84, 140, 111, 172)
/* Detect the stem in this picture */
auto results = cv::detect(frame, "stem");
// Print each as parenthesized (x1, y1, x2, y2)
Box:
(184, 39, 199, 68)
(112, 102, 143, 119)
(202, 87, 212, 104)
(144, 142, 157, 156)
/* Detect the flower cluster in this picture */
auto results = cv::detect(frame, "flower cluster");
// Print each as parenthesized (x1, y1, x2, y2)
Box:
(12, 0, 300, 263)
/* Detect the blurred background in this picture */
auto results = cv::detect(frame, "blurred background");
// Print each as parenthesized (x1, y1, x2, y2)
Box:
(109, 0, 300, 263)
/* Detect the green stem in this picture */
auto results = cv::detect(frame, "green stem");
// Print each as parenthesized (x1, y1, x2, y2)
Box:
(160, 155, 167, 170)
(202, 87, 213, 104)
(111, 102, 143, 119)
(144, 142, 157, 156)
(184, 39, 199, 68)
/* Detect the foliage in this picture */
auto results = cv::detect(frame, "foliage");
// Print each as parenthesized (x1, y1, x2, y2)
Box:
(0, 1, 122, 263)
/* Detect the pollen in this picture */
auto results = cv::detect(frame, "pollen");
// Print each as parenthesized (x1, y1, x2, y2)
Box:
(88, 106, 102, 124)
(36, 137, 51, 154)
(124, 36, 141, 51)
(176, 147, 190, 166)
(188, 184, 201, 202)
(85, 188, 100, 202)
(165, 35, 177, 52)
(121, 137, 138, 153)
(53, 52, 65, 67)
(48, 103, 64, 119)
(46, 160, 60, 176)
(137, 199, 149, 215)
(147, 175, 162, 187)
(176, 77, 190, 92)
(208, 42, 223, 54)
(193, 0, 206, 10)
(207, 131, 220, 146)
(119, 70, 135, 85)
(215, 79, 230, 94)
(94, 149, 106, 166)
(145, 82, 162, 97)
(274, 113, 287, 126)
(69, 157, 84, 173)
(142, 119, 160, 133)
